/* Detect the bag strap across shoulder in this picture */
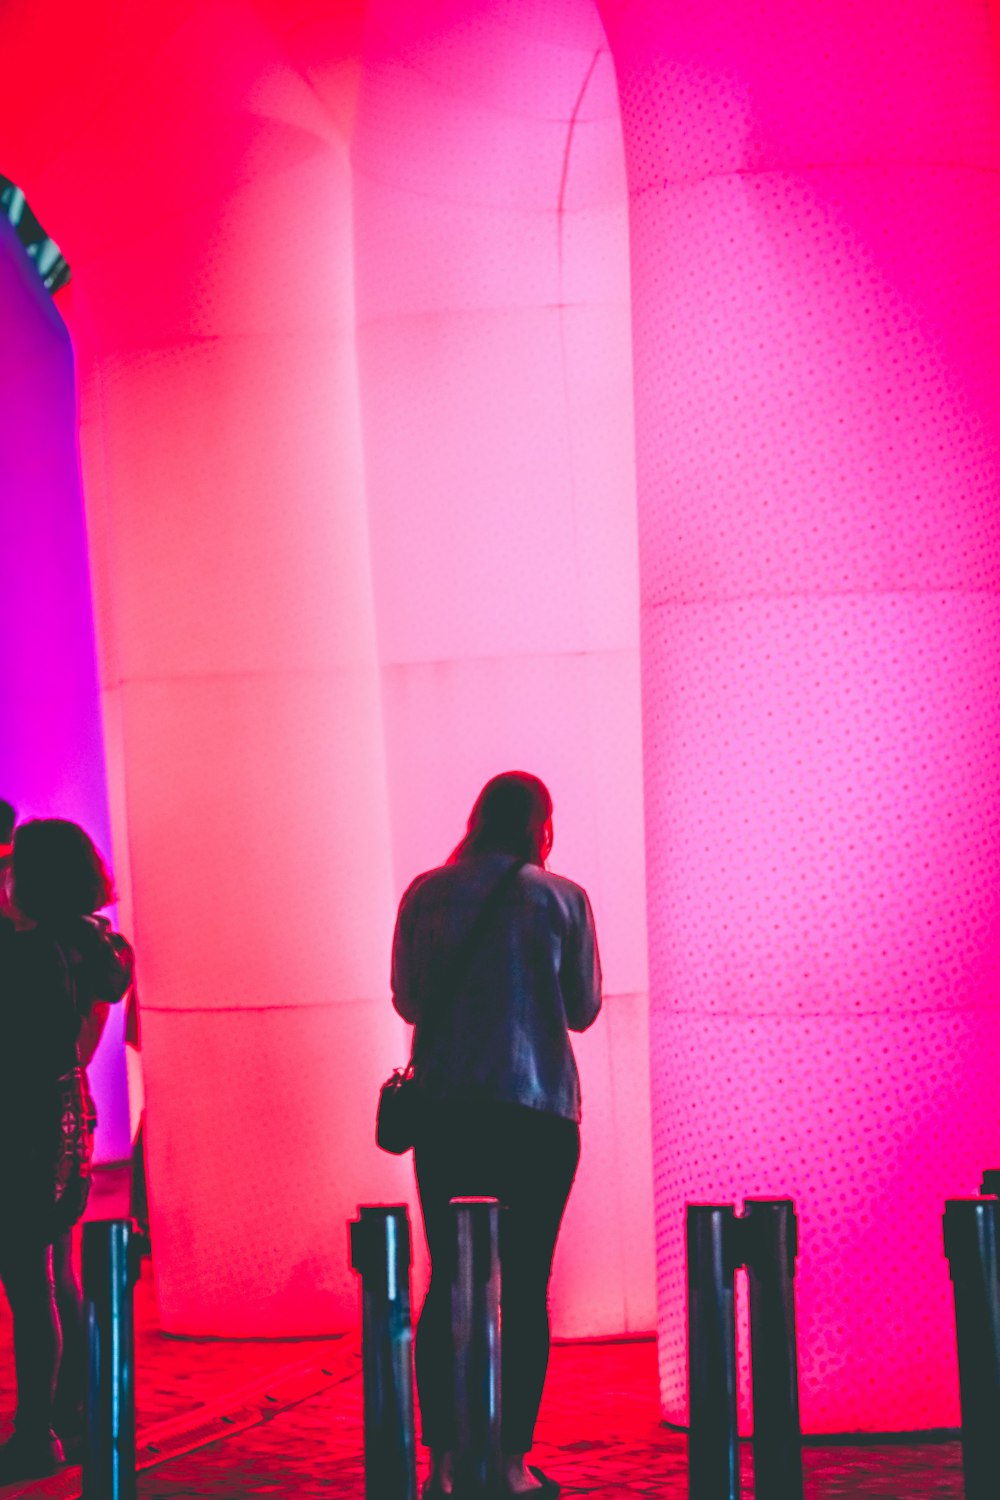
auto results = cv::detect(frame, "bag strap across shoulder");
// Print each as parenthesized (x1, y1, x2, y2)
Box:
(410, 857, 527, 1068)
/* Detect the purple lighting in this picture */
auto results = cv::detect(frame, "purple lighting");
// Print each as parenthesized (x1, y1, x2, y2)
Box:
(0, 214, 127, 1162)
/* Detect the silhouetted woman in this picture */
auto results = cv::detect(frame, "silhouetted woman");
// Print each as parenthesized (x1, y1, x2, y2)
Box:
(0, 820, 133, 1482)
(392, 772, 601, 1499)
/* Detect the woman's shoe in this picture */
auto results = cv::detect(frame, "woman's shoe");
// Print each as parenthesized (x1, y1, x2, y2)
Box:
(526, 1468, 560, 1497)
(492, 1470, 561, 1498)
(0, 1430, 65, 1483)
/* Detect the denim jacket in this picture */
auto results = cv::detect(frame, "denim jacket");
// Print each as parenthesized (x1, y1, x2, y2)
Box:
(391, 853, 602, 1122)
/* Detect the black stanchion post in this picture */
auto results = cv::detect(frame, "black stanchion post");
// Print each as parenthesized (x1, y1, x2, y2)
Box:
(82, 1219, 140, 1500)
(743, 1200, 804, 1500)
(979, 1169, 1000, 1200)
(450, 1197, 502, 1498)
(943, 1198, 1000, 1500)
(349, 1205, 417, 1500)
(687, 1204, 739, 1500)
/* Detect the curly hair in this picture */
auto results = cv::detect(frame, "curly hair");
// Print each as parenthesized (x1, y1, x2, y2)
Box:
(12, 819, 115, 921)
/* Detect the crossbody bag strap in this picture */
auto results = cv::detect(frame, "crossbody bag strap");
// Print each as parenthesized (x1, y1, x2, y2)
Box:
(410, 857, 527, 1068)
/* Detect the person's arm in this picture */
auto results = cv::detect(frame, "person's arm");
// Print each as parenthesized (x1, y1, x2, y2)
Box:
(77, 916, 134, 1003)
(561, 889, 602, 1032)
(390, 887, 422, 1024)
(77, 1001, 111, 1067)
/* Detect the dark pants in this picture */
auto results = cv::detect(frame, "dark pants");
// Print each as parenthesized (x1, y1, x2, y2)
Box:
(0, 1229, 61, 1442)
(414, 1101, 580, 1455)
(52, 1229, 85, 1437)
(0, 1223, 84, 1444)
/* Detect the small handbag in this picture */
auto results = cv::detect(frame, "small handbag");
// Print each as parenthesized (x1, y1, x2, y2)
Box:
(376, 1063, 421, 1156)
(376, 858, 527, 1155)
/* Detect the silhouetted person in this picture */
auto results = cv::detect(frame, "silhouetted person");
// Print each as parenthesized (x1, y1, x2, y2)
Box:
(0, 803, 107, 1452)
(0, 819, 133, 1481)
(50, 951, 129, 1459)
(392, 772, 601, 1499)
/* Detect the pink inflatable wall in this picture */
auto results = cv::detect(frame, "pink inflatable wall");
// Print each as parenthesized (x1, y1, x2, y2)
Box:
(352, 0, 652, 1336)
(598, 0, 1000, 1430)
(3, 0, 1000, 1432)
(2, 2, 415, 1335)
(0, 0, 653, 1340)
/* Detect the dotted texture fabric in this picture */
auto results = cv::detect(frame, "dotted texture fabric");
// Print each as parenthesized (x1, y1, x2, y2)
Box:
(598, 0, 1000, 1430)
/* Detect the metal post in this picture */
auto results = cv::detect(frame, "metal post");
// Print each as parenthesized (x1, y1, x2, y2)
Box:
(82, 1219, 139, 1500)
(979, 1170, 1000, 1200)
(687, 1204, 739, 1500)
(943, 1198, 1000, 1500)
(450, 1198, 502, 1498)
(743, 1200, 804, 1500)
(349, 1205, 417, 1500)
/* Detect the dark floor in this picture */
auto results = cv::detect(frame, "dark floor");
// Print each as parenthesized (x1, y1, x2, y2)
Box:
(0, 1189, 965, 1498)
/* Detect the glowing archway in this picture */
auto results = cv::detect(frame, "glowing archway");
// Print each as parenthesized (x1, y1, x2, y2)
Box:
(0, 0, 652, 1338)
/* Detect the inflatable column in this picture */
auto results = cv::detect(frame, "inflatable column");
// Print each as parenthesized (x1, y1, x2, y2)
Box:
(598, 0, 1000, 1429)
(352, 0, 654, 1335)
(0, 0, 411, 1333)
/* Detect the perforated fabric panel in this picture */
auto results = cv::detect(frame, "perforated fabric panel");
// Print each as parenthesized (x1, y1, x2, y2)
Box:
(598, 0, 1000, 1430)
(352, 0, 653, 1336)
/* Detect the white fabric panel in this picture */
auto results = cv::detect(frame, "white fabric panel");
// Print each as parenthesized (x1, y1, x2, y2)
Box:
(0, 0, 655, 1338)
(353, 0, 654, 1335)
(142, 1002, 413, 1334)
(59, 4, 405, 1332)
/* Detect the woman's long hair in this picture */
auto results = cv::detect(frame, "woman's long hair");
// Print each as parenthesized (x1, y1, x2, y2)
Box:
(12, 819, 115, 922)
(449, 771, 553, 867)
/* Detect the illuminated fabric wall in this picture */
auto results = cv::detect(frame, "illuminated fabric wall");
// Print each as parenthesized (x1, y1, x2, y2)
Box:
(0, 1, 414, 1334)
(4, 0, 996, 1421)
(0, 0, 652, 1338)
(598, 0, 1000, 1429)
(0, 216, 127, 1162)
(352, 0, 653, 1337)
